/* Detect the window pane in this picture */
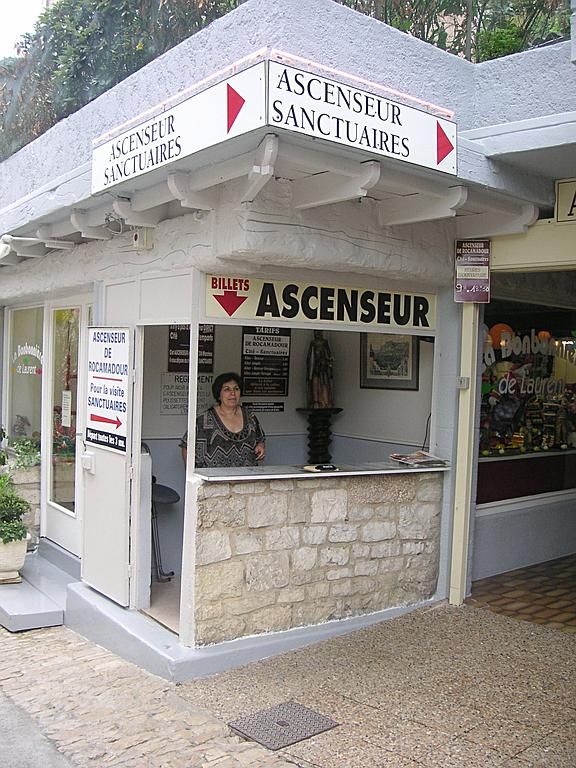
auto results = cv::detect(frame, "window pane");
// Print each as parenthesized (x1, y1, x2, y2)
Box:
(8, 308, 43, 453)
(51, 308, 80, 512)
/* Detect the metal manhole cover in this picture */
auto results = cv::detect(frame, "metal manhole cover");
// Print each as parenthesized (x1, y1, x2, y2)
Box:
(228, 701, 338, 751)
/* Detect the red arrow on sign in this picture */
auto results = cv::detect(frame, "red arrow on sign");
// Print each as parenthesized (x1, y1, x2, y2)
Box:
(90, 413, 122, 429)
(214, 290, 248, 317)
(437, 121, 454, 165)
(227, 84, 245, 133)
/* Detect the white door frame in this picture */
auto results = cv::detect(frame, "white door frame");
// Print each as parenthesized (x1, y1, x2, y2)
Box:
(129, 325, 147, 609)
(41, 294, 92, 556)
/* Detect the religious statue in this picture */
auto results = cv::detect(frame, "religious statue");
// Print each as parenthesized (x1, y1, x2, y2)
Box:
(306, 330, 334, 409)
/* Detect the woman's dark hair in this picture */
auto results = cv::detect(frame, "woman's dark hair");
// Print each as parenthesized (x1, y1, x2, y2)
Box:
(212, 372, 243, 403)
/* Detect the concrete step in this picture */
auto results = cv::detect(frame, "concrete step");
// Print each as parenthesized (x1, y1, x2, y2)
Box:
(0, 578, 63, 632)
(20, 552, 77, 610)
(0, 551, 79, 632)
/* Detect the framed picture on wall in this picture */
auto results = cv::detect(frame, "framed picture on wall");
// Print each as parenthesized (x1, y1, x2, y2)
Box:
(360, 333, 419, 390)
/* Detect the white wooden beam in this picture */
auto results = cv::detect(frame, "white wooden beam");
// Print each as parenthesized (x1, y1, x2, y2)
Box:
(37, 221, 76, 240)
(113, 199, 166, 227)
(0, 243, 22, 265)
(0, 235, 45, 258)
(241, 134, 279, 203)
(376, 166, 455, 198)
(456, 203, 539, 238)
(3, 235, 41, 248)
(44, 240, 75, 250)
(378, 186, 468, 226)
(166, 173, 217, 210)
(75, 204, 115, 229)
(70, 210, 112, 241)
(292, 161, 381, 211)
(277, 142, 369, 178)
(12, 244, 46, 258)
(188, 152, 254, 191)
(130, 182, 174, 212)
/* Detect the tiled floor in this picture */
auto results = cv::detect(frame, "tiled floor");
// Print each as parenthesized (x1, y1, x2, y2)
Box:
(466, 553, 576, 633)
(141, 576, 181, 633)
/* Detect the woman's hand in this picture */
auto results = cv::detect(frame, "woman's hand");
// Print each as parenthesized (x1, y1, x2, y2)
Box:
(255, 442, 265, 461)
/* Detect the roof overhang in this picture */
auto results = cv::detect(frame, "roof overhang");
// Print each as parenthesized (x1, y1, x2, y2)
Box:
(460, 111, 576, 181)
(0, 51, 543, 267)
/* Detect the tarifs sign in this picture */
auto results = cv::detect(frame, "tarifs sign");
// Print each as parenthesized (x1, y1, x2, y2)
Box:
(206, 275, 436, 332)
(91, 58, 456, 193)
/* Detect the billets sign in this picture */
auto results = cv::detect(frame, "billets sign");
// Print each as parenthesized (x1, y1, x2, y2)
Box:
(85, 328, 130, 452)
(206, 275, 436, 332)
(91, 59, 456, 194)
(454, 240, 490, 303)
(242, 327, 291, 396)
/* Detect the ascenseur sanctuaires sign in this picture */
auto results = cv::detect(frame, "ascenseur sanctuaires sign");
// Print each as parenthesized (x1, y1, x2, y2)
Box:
(92, 56, 457, 193)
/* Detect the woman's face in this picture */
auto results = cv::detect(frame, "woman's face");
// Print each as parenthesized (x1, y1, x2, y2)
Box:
(219, 379, 241, 407)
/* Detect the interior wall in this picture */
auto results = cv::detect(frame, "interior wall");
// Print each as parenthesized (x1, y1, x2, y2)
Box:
(142, 326, 187, 577)
(330, 331, 434, 461)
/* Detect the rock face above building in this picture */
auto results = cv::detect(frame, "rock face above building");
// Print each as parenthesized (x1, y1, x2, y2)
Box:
(194, 472, 443, 645)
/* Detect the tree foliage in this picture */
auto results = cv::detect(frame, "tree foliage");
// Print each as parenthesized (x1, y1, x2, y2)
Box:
(0, 0, 571, 161)
(336, 0, 570, 59)
(0, 0, 238, 160)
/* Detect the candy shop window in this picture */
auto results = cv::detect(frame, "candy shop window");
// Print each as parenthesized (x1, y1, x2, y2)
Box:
(477, 301, 576, 504)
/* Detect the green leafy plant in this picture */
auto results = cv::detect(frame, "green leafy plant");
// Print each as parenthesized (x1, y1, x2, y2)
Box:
(10, 437, 42, 469)
(0, 427, 7, 466)
(0, 474, 30, 544)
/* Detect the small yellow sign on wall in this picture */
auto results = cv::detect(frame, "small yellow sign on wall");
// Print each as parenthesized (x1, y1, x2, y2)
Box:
(555, 178, 576, 224)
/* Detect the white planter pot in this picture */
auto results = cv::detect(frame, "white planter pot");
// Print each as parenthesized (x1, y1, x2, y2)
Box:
(0, 534, 30, 584)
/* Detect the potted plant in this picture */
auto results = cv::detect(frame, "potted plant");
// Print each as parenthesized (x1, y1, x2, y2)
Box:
(0, 426, 7, 467)
(0, 473, 31, 584)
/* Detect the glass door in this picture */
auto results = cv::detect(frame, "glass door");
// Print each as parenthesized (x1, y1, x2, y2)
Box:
(43, 298, 91, 556)
(50, 308, 80, 512)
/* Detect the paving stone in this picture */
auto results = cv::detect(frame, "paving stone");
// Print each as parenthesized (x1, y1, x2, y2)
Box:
(1, 603, 574, 768)
(0, 625, 293, 768)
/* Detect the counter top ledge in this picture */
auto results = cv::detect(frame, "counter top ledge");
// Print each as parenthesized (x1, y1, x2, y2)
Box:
(194, 462, 449, 482)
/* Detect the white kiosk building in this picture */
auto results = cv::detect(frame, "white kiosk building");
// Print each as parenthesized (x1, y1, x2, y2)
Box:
(0, 0, 575, 680)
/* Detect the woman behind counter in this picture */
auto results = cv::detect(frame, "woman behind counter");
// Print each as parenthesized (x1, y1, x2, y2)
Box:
(183, 372, 266, 468)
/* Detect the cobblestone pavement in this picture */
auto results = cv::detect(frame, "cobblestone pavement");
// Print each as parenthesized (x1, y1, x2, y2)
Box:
(1, 604, 575, 767)
(0, 626, 292, 768)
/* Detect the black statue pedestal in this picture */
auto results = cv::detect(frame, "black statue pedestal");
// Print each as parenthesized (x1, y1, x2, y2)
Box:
(296, 408, 343, 464)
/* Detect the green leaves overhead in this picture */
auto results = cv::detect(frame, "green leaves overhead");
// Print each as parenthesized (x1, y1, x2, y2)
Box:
(0, 0, 238, 160)
(0, 0, 571, 162)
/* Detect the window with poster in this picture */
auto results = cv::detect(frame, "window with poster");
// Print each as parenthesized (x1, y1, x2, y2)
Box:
(5, 307, 44, 465)
(478, 300, 576, 504)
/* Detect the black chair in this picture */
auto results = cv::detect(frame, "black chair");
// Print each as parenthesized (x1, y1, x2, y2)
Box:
(142, 443, 180, 583)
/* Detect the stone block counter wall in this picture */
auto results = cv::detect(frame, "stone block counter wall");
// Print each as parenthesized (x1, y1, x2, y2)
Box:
(194, 472, 442, 645)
